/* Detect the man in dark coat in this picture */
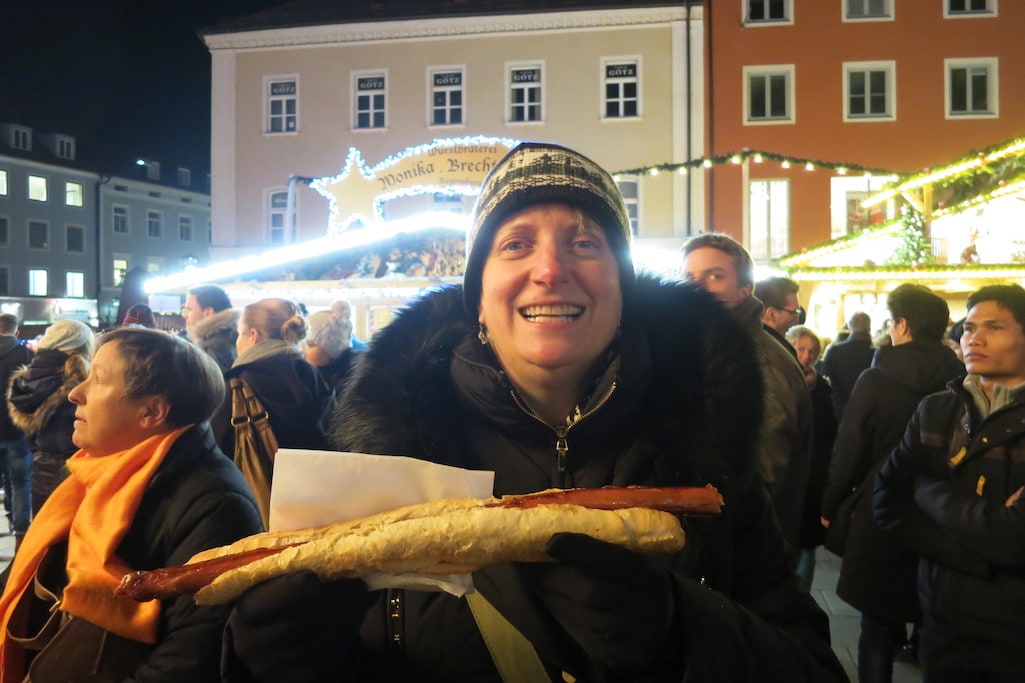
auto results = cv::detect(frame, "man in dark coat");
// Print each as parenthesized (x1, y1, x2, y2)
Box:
(822, 311, 875, 419)
(185, 284, 240, 373)
(0, 313, 33, 539)
(822, 284, 963, 683)
(875, 283, 1025, 681)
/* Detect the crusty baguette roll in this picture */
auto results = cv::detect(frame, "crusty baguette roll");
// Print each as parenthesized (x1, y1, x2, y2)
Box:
(194, 503, 684, 605)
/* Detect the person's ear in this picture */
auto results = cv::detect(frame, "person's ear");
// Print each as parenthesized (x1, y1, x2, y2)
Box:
(138, 395, 171, 430)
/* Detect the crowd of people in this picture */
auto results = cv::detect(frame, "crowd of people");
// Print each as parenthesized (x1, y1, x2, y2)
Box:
(0, 141, 1017, 682)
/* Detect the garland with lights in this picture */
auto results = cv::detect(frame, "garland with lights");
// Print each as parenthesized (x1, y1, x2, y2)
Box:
(613, 149, 895, 179)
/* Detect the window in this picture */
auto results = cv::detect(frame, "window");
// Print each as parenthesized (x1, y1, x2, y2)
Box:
(12, 127, 30, 151)
(616, 179, 640, 235)
(0, 217, 7, 246)
(177, 167, 191, 187)
(746, 0, 792, 24)
(65, 181, 84, 207)
(268, 191, 296, 245)
(267, 78, 298, 133)
(0, 267, 7, 296)
(353, 72, 387, 129)
(28, 175, 48, 202)
(28, 221, 48, 249)
(429, 68, 464, 126)
(147, 260, 162, 274)
(749, 179, 790, 259)
(603, 59, 640, 119)
(28, 269, 47, 296)
(66, 225, 85, 253)
(142, 161, 160, 181)
(945, 0, 996, 16)
(946, 58, 998, 118)
(830, 175, 895, 238)
(433, 192, 464, 214)
(66, 271, 84, 298)
(0, 170, 6, 195)
(508, 63, 544, 123)
(845, 0, 893, 19)
(57, 136, 75, 159)
(744, 66, 795, 124)
(113, 258, 128, 287)
(147, 210, 162, 238)
(113, 205, 129, 234)
(844, 61, 896, 120)
(179, 215, 193, 241)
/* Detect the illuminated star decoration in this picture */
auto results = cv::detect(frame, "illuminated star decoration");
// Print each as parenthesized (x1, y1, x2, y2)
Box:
(311, 135, 520, 235)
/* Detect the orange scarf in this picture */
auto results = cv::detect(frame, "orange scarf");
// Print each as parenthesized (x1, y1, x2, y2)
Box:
(0, 426, 189, 682)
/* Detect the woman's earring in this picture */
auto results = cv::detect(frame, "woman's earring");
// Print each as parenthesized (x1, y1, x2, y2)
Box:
(478, 323, 489, 346)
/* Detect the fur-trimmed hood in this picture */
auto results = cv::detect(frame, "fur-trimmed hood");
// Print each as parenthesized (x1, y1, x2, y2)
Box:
(8, 349, 88, 436)
(332, 274, 764, 487)
(189, 307, 240, 345)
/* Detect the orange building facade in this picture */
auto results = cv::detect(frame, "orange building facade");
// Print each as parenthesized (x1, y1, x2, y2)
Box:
(703, 1, 1024, 259)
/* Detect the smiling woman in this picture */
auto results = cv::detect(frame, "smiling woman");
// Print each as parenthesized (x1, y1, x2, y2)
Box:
(221, 142, 849, 682)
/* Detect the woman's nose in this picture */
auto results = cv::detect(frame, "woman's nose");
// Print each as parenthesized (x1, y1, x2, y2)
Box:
(530, 243, 569, 285)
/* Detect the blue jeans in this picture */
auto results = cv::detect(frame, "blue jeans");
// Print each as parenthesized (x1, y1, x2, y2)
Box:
(0, 436, 31, 534)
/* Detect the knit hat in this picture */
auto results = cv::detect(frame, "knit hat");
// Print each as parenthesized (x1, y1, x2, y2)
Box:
(308, 310, 353, 359)
(39, 319, 95, 355)
(463, 142, 634, 314)
(123, 304, 156, 328)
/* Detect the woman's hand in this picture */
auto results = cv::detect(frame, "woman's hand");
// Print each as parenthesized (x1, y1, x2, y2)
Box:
(522, 533, 676, 673)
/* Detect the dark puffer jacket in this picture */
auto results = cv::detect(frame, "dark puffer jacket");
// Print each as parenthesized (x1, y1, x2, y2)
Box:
(822, 340, 963, 622)
(7, 349, 88, 513)
(874, 381, 1025, 669)
(321, 277, 846, 682)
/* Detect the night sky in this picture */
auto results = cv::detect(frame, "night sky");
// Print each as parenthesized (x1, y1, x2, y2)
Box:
(0, 0, 285, 175)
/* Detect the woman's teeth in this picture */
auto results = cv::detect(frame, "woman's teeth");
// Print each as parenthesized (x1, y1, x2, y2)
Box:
(520, 304, 583, 322)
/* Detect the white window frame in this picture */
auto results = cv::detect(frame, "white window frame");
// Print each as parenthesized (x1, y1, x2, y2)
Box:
(0, 170, 7, 196)
(146, 210, 163, 238)
(352, 70, 388, 131)
(177, 167, 191, 186)
(113, 256, 128, 287)
(944, 0, 997, 18)
(945, 58, 998, 119)
(179, 215, 193, 241)
(427, 66, 466, 128)
(12, 126, 30, 151)
(615, 178, 641, 236)
(268, 189, 296, 245)
(749, 179, 790, 260)
(743, 0, 793, 26)
(843, 61, 896, 121)
(65, 181, 84, 207)
(113, 205, 129, 234)
(843, 0, 894, 21)
(28, 175, 48, 202)
(506, 61, 545, 125)
(28, 268, 48, 296)
(265, 75, 299, 134)
(28, 220, 48, 250)
(66, 271, 85, 298)
(743, 65, 796, 125)
(66, 224, 85, 253)
(601, 57, 642, 120)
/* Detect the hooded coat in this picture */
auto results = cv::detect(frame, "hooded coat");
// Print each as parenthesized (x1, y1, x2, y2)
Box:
(320, 277, 846, 682)
(188, 309, 241, 373)
(821, 340, 964, 621)
(7, 349, 89, 513)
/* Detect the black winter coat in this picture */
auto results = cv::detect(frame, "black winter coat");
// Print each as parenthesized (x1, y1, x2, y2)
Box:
(52, 423, 261, 682)
(821, 335, 874, 419)
(821, 340, 963, 621)
(7, 349, 88, 513)
(799, 375, 837, 549)
(213, 352, 334, 457)
(0, 336, 33, 440)
(874, 381, 1025, 668)
(320, 278, 846, 682)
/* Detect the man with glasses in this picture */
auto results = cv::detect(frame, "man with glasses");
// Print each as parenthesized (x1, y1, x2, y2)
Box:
(756, 276, 805, 340)
(683, 234, 812, 549)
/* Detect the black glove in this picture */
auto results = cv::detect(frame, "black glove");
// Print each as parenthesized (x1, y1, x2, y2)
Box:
(222, 570, 375, 683)
(522, 532, 676, 673)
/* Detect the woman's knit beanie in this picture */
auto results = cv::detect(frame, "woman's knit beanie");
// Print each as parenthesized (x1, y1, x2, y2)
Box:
(38, 319, 95, 355)
(463, 142, 634, 315)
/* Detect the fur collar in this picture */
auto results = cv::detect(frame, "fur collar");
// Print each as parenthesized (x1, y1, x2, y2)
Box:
(333, 275, 763, 483)
(189, 308, 240, 344)
(8, 353, 88, 436)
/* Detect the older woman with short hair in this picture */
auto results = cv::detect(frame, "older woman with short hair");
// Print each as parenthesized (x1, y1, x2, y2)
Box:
(0, 327, 262, 682)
